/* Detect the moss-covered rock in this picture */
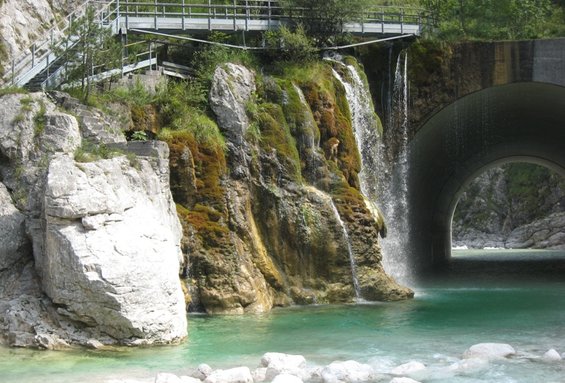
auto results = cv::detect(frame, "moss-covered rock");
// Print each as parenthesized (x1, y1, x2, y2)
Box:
(164, 60, 412, 313)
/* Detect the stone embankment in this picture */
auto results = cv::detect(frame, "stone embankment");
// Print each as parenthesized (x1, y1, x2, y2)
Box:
(0, 92, 187, 348)
(107, 345, 564, 383)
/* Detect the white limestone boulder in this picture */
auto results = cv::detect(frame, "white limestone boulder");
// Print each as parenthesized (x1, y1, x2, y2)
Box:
(41, 154, 186, 345)
(321, 360, 375, 383)
(463, 343, 516, 360)
(203, 367, 253, 383)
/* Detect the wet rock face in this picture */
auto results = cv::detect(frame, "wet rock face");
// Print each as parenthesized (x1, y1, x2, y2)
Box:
(0, 93, 187, 348)
(179, 62, 412, 314)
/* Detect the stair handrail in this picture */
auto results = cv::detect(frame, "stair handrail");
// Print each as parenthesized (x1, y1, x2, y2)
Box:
(1, 0, 117, 87)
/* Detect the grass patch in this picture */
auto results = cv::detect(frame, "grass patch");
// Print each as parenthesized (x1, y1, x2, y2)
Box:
(33, 100, 47, 136)
(0, 87, 28, 97)
(74, 141, 124, 163)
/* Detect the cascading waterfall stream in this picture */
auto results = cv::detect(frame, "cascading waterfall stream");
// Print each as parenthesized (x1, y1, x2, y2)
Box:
(377, 50, 412, 284)
(328, 200, 362, 300)
(330, 53, 413, 285)
(304, 186, 362, 299)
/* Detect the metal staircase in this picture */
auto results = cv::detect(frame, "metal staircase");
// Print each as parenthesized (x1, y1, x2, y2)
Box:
(1, 0, 431, 90)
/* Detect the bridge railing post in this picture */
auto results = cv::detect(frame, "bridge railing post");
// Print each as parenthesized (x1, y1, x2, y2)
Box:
(208, 0, 211, 30)
(245, 0, 249, 31)
(31, 44, 36, 68)
(233, 0, 237, 30)
(154, 0, 158, 30)
(182, 0, 185, 30)
(400, 10, 404, 34)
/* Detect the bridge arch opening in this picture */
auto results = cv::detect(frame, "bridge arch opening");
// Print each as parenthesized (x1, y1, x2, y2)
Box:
(407, 82, 565, 279)
(449, 159, 564, 252)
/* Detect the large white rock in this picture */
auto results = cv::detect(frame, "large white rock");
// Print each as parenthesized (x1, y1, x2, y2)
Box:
(203, 367, 253, 383)
(41, 154, 186, 344)
(321, 360, 375, 383)
(463, 343, 516, 360)
(390, 362, 426, 376)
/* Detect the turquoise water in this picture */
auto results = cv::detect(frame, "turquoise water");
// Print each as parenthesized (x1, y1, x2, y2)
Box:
(1, 253, 565, 382)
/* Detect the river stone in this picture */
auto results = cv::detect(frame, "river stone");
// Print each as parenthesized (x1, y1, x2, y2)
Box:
(41, 154, 187, 344)
(389, 378, 422, 383)
(446, 357, 489, 375)
(155, 373, 184, 383)
(542, 348, 562, 362)
(390, 361, 426, 376)
(192, 364, 214, 380)
(321, 360, 375, 383)
(271, 373, 303, 383)
(463, 343, 516, 360)
(252, 368, 268, 383)
(261, 352, 306, 370)
(203, 367, 253, 383)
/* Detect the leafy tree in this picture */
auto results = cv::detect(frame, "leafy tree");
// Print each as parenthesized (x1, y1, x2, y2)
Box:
(54, 5, 121, 101)
(422, 0, 557, 40)
(281, 0, 371, 45)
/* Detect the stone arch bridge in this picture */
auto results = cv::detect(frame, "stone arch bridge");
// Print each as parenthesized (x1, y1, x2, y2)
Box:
(401, 38, 565, 273)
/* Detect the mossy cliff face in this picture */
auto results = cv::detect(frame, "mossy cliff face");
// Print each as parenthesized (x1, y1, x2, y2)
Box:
(165, 62, 412, 314)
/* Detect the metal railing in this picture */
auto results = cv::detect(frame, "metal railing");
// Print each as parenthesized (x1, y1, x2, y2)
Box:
(1, 0, 431, 89)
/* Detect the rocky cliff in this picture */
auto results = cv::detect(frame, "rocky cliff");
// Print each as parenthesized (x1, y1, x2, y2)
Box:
(0, 91, 187, 348)
(452, 163, 565, 249)
(166, 62, 413, 314)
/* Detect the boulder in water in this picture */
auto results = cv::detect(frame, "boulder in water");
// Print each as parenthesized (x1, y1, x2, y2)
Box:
(204, 367, 253, 383)
(542, 348, 562, 362)
(463, 343, 516, 360)
(192, 364, 214, 380)
(261, 352, 306, 370)
(321, 360, 375, 383)
(390, 361, 426, 376)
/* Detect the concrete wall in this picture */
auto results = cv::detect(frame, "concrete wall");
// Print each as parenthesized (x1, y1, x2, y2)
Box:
(358, 38, 565, 275)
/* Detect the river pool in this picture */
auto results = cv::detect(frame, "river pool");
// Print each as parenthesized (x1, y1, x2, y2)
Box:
(1, 250, 564, 383)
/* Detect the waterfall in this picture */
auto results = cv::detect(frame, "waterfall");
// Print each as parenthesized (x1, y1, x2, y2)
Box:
(330, 53, 413, 285)
(378, 51, 412, 284)
(330, 66, 381, 202)
(328, 200, 361, 300)
(305, 186, 362, 299)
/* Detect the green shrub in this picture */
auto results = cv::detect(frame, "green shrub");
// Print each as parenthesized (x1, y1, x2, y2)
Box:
(263, 25, 317, 63)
